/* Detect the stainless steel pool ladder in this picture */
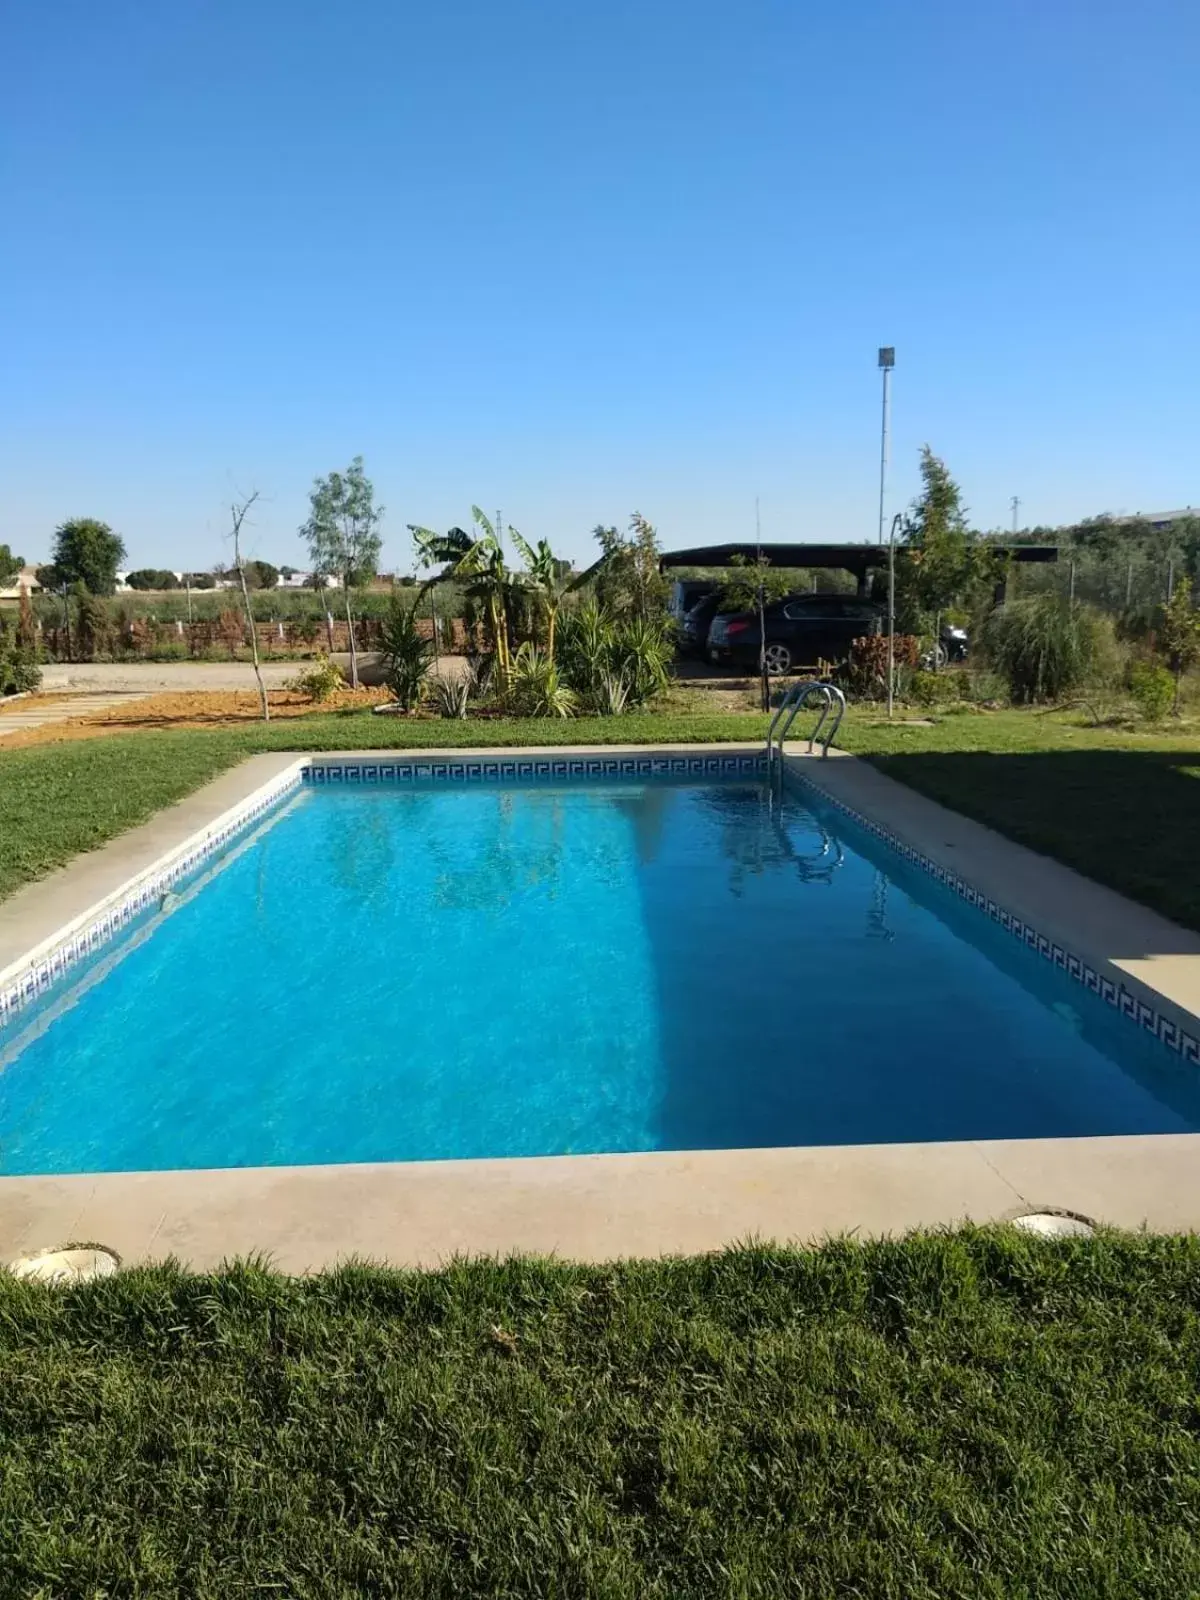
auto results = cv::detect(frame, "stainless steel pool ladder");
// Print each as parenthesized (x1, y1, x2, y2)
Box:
(765, 680, 846, 772)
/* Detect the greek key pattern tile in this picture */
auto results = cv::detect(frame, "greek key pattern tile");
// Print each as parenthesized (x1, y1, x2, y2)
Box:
(0, 766, 304, 1023)
(301, 754, 766, 784)
(783, 767, 1200, 1062)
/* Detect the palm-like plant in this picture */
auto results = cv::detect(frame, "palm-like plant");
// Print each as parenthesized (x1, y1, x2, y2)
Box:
(509, 530, 573, 663)
(410, 509, 515, 684)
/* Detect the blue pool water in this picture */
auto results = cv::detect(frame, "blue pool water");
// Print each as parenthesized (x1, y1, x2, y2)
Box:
(2, 776, 1198, 1174)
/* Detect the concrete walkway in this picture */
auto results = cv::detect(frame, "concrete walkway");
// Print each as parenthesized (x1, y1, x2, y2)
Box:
(0, 692, 150, 739)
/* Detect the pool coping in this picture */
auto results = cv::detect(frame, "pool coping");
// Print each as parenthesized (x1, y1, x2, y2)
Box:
(3, 740, 1200, 1267)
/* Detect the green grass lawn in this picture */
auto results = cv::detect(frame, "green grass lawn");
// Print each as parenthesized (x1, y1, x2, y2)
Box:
(3, 1234, 1199, 1597)
(3, 704, 1200, 927)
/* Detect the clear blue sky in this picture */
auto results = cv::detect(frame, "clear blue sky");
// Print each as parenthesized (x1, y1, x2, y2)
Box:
(3, 0, 1197, 574)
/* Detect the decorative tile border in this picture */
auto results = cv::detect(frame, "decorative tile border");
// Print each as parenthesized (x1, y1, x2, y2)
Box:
(302, 753, 766, 784)
(0, 765, 306, 1024)
(782, 763, 1200, 1065)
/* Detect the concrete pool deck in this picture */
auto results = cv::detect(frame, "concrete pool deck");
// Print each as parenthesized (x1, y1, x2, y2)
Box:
(3, 741, 1200, 1270)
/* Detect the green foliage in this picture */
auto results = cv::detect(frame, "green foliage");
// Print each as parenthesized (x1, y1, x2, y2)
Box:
(125, 568, 179, 591)
(412, 511, 517, 680)
(52, 518, 126, 596)
(301, 458, 383, 592)
(896, 448, 1000, 631)
(554, 604, 670, 711)
(0, 642, 41, 695)
(73, 589, 113, 660)
(505, 642, 578, 717)
(430, 670, 473, 719)
(243, 559, 279, 592)
(184, 571, 216, 590)
(610, 615, 672, 706)
(379, 593, 434, 709)
(983, 594, 1120, 704)
(1129, 660, 1176, 722)
(909, 668, 964, 708)
(1157, 576, 1200, 711)
(0, 544, 24, 586)
(586, 514, 669, 621)
(34, 563, 63, 591)
(285, 655, 344, 702)
(718, 553, 794, 613)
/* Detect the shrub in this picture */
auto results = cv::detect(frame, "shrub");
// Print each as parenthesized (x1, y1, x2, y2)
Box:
(1129, 660, 1175, 723)
(982, 595, 1120, 704)
(847, 634, 920, 698)
(378, 595, 434, 710)
(588, 669, 631, 716)
(610, 617, 672, 707)
(506, 642, 577, 717)
(0, 645, 41, 695)
(430, 671, 473, 719)
(74, 590, 113, 660)
(287, 654, 344, 702)
(909, 669, 963, 708)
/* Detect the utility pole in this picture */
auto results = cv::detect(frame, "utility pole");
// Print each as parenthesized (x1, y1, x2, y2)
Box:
(755, 496, 768, 712)
(1011, 496, 1021, 536)
(877, 348, 894, 545)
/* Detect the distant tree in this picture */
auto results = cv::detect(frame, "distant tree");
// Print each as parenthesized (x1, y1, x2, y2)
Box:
(35, 564, 63, 592)
(16, 582, 37, 652)
(0, 545, 23, 587)
(897, 447, 999, 642)
(73, 587, 113, 660)
(1158, 576, 1200, 714)
(586, 515, 669, 621)
(184, 571, 216, 591)
(52, 518, 126, 595)
(229, 491, 269, 722)
(243, 559, 279, 591)
(125, 568, 179, 591)
(300, 456, 383, 688)
(718, 553, 794, 614)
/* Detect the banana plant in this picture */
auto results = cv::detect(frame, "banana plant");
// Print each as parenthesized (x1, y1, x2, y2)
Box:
(506, 530, 568, 663)
(409, 508, 515, 683)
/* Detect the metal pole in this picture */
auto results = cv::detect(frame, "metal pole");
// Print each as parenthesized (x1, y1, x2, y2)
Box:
(755, 495, 768, 713)
(877, 364, 891, 546)
(886, 518, 897, 718)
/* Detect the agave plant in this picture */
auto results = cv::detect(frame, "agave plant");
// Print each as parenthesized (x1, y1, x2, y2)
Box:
(506, 641, 577, 718)
(430, 670, 472, 719)
(588, 668, 630, 716)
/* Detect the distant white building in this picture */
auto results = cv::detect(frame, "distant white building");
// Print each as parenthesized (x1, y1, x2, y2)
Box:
(0, 565, 43, 600)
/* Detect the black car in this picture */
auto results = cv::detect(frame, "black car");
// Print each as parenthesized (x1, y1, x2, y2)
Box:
(677, 592, 725, 658)
(707, 593, 883, 675)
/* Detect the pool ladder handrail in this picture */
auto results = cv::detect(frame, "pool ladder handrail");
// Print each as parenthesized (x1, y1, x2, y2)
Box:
(766, 679, 846, 771)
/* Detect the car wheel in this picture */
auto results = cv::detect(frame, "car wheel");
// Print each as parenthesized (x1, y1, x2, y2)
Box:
(763, 641, 792, 675)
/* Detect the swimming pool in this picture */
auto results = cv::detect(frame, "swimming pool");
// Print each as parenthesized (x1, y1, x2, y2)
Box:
(2, 764, 1198, 1174)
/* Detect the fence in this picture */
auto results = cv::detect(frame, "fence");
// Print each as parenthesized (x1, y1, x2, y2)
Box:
(33, 614, 469, 665)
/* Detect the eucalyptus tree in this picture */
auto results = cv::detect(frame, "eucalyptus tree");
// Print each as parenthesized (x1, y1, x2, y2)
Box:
(300, 456, 383, 688)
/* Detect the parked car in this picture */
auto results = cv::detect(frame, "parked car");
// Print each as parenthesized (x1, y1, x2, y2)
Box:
(921, 624, 969, 669)
(708, 593, 883, 675)
(677, 592, 726, 658)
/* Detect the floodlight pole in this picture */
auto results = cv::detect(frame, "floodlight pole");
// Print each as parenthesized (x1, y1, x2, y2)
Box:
(877, 347, 894, 547)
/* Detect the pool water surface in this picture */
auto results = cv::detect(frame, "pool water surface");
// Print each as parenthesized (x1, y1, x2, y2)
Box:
(2, 776, 1198, 1174)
